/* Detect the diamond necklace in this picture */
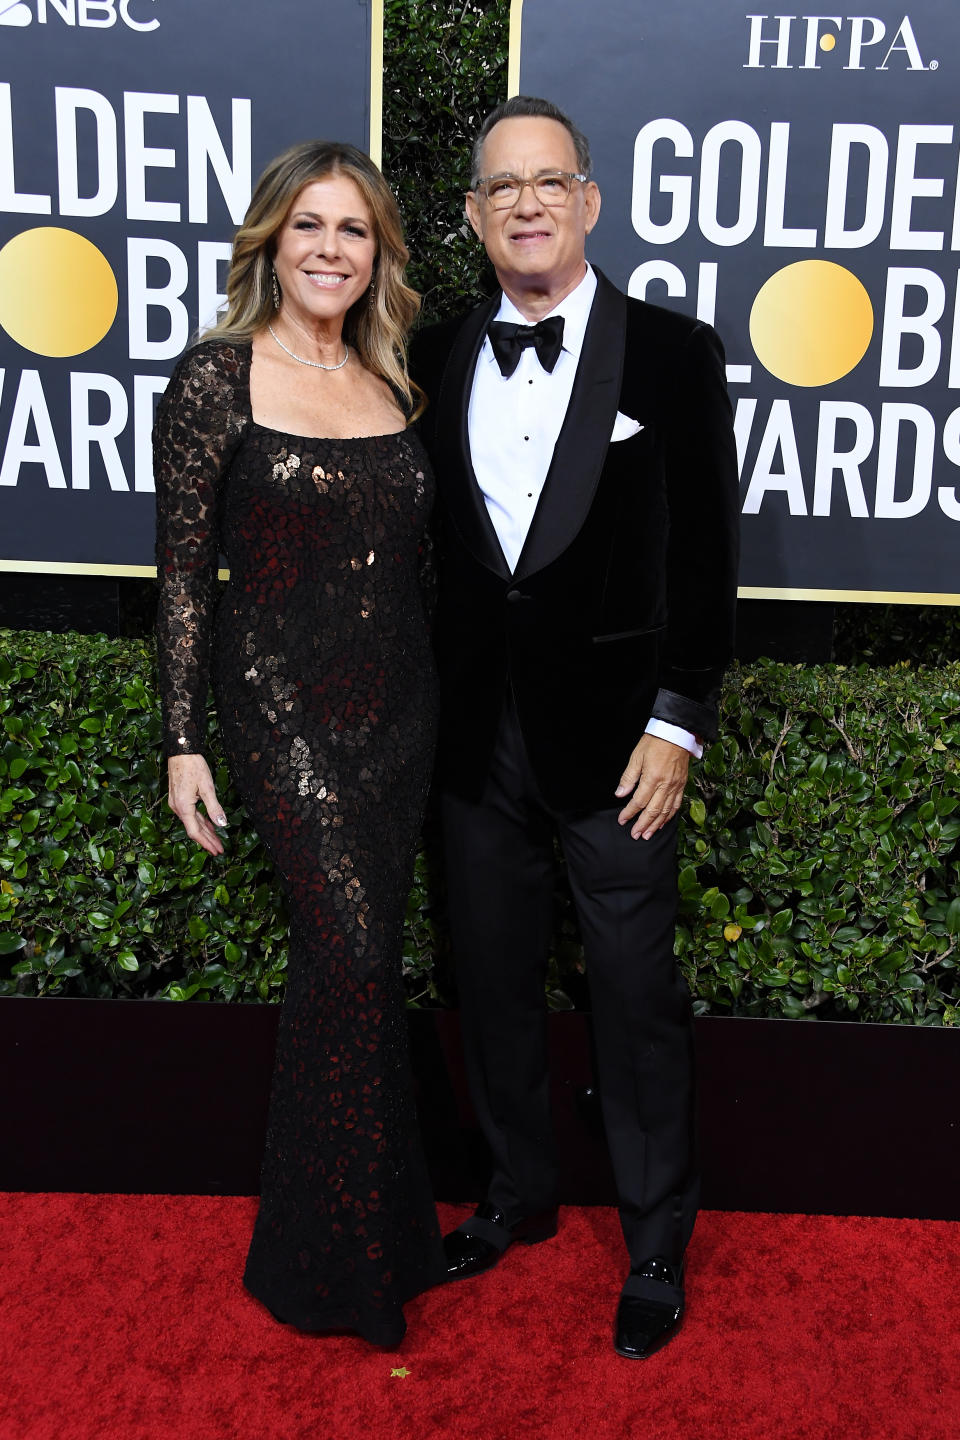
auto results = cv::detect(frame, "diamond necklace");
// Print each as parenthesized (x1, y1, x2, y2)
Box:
(268, 323, 349, 371)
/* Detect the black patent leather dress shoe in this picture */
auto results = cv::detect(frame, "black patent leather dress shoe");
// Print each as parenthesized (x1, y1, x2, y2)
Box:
(614, 1255, 685, 1359)
(442, 1202, 559, 1281)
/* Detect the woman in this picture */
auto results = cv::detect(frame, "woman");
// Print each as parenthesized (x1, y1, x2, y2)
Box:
(154, 141, 445, 1347)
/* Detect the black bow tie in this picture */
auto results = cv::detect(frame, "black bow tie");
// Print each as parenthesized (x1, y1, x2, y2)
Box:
(487, 316, 565, 378)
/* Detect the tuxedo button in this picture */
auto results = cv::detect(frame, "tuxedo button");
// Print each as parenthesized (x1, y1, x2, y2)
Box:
(506, 589, 528, 603)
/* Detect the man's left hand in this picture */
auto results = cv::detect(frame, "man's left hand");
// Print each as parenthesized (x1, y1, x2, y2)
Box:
(615, 734, 691, 840)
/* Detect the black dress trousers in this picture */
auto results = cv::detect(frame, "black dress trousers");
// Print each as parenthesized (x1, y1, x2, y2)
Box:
(441, 697, 699, 1268)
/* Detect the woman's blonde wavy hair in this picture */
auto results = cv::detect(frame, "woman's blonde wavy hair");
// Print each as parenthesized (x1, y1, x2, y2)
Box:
(204, 140, 423, 416)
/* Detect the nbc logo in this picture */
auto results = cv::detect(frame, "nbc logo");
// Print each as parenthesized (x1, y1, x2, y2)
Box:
(0, 0, 159, 30)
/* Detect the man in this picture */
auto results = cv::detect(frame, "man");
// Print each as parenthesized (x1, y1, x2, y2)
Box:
(412, 96, 739, 1358)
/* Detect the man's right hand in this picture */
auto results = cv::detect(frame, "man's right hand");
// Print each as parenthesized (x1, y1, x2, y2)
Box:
(166, 753, 227, 856)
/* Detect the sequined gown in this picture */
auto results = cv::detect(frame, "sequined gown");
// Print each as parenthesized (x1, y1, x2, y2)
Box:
(154, 340, 444, 1346)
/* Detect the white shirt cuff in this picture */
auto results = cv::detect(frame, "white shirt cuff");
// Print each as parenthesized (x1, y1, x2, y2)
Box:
(644, 718, 703, 759)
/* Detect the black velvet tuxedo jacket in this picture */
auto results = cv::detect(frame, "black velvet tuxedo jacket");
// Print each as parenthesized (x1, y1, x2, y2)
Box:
(411, 268, 740, 812)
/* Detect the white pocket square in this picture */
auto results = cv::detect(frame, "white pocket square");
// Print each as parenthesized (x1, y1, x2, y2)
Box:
(611, 411, 644, 442)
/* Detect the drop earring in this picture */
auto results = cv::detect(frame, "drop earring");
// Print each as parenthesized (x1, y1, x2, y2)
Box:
(272, 266, 281, 310)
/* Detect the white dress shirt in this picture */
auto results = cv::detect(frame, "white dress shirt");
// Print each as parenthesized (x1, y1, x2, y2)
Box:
(467, 265, 701, 759)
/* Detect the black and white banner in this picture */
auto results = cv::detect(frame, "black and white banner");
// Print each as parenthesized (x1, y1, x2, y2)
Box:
(512, 0, 959, 600)
(0, 0, 380, 573)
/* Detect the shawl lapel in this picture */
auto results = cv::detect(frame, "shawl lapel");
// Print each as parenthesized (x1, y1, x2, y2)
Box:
(433, 269, 628, 582)
(434, 294, 510, 578)
(513, 269, 626, 583)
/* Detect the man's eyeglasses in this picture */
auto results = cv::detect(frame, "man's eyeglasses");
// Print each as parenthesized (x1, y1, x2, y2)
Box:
(473, 171, 589, 210)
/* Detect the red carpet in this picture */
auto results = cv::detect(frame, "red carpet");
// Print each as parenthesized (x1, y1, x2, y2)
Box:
(1, 1196, 957, 1440)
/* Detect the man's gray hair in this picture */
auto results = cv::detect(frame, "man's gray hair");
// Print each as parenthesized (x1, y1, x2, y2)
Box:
(470, 95, 592, 188)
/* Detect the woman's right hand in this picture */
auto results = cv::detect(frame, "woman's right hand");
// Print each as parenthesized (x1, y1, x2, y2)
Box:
(166, 753, 227, 856)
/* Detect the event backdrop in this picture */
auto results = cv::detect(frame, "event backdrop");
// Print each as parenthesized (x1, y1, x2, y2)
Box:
(0, 0, 381, 574)
(511, 0, 959, 601)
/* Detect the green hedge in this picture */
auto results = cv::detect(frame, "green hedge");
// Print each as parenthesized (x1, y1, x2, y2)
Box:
(2, 630, 958, 1023)
(383, 0, 508, 325)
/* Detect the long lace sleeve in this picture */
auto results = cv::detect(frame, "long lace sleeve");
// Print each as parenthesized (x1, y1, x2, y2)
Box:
(154, 341, 249, 757)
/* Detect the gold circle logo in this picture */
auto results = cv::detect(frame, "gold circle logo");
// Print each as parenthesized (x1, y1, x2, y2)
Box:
(819, 33, 837, 52)
(0, 227, 118, 357)
(749, 260, 874, 387)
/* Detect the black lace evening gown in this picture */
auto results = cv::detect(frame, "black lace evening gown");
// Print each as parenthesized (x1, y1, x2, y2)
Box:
(154, 340, 445, 1346)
